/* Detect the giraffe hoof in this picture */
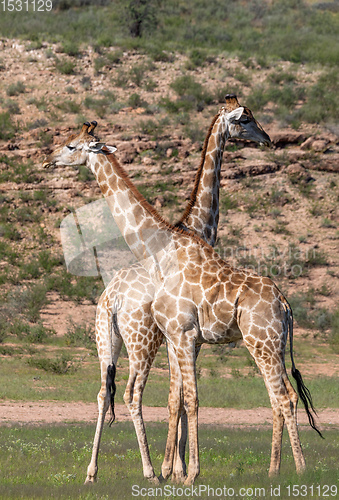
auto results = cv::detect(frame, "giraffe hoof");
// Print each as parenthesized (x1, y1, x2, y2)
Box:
(184, 475, 196, 486)
(84, 475, 97, 485)
(147, 475, 160, 485)
(171, 472, 186, 484)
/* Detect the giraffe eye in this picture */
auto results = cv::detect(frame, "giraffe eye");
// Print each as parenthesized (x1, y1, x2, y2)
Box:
(67, 145, 76, 151)
(241, 116, 251, 124)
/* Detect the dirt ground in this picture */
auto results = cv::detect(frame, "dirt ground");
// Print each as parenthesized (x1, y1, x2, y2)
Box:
(0, 401, 337, 430)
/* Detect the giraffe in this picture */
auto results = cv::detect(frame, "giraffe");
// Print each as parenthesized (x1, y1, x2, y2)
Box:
(82, 97, 271, 485)
(43, 116, 321, 486)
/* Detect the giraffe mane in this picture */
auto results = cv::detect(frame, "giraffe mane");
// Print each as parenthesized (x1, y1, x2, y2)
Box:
(174, 111, 220, 227)
(103, 149, 211, 248)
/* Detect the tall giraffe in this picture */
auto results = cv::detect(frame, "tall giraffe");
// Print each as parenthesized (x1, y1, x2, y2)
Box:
(43, 115, 321, 486)
(82, 97, 271, 485)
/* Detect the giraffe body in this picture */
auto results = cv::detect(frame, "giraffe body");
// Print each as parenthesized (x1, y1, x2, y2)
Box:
(43, 113, 320, 485)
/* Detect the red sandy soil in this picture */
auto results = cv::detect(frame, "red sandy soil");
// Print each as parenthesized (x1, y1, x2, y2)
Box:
(0, 401, 337, 429)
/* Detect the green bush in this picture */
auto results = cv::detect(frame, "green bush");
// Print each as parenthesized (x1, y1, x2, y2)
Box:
(0, 112, 17, 140)
(7, 283, 49, 323)
(60, 40, 80, 57)
(6, 81, 25, 96)
(54, 57, 76, 75)
(127, 93, 148, 109)
(27, 353, 80, 374)
(65, 322, 95, 348)
(299, 68, 338, 123)
(329, 308, 339, 353)
(84, 91, 118, 118)
(56, 100, 81, 114)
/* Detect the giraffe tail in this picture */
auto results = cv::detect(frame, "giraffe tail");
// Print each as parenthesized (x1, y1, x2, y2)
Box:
(107, 363, 116, 427)
(107, 297, 121, 427)
(286, 300, 324, 439)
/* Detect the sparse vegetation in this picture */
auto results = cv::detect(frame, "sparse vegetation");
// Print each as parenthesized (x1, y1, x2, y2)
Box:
(54, 57, 76, 75)
(6, 81, 25, 97)
(0, 112, 17, 140)
(27, 353, 80, 374)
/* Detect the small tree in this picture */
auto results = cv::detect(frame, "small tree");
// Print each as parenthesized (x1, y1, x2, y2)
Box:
(123, 0, 159, 38)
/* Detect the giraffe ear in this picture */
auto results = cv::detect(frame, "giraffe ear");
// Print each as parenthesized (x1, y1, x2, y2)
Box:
(88, 142, 106, 153)
(104, 145, 117, 154)
(226, 107, 244, 122)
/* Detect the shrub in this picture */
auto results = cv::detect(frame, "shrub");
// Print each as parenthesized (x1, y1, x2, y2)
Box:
(5, 100, 20, 115)
(55, 57, 76, 75)
(56, 100, 81, 114)
(0, 112, 17, 140)
(84, 91, 117, 118)
(27, 353, 80, 374)
(220, 193, 238, 214)
(7, 319, 55, 343)
(6, 81, 25, 96)
(61, 40, 80, 57)
(299, 68, 338, 123)
(165, 75, 214, 113)
(8, 283, 50, 323)
(329, 308, 339, 353)
(128, 93, 148, 109)
(65, 322, 95, 348)
(46, 272, 103, 304)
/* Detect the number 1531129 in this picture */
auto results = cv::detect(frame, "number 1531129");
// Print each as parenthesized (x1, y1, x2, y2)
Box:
(1, 0, 52, 11)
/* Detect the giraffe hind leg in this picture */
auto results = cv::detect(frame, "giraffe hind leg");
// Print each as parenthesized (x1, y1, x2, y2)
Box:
(123, 365, 160, 484)
(251, 351, 306, 475)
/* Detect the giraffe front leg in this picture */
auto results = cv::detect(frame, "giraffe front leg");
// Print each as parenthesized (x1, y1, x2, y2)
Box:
(171, 343, 200, 483)
(160, 342, 186, 483)
(174, 336, 200, 486)
(171, 412, 188, 483)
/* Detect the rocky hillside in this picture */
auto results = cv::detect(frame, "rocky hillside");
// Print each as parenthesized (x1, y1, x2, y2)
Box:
(0, 38, 338, 350)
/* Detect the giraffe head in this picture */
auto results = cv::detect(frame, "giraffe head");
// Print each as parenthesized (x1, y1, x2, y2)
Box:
(223, 94, 271, 146)
(42, 121, 116, 169)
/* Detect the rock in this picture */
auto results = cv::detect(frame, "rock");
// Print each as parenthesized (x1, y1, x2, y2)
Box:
(305, 154, 339, 173)
(312, 139, 330, 152)
(284, 163, 312, 181)
(116, 142, 137, 163)
(270, 131, 305, 147)
(301, 135, 334, 152)
(154, 196, 165, 209)
(142, 156, 154, 166)
(223, 161, 279, 179)
(135, 141, 154, 154)
(178, 147, 190, 159)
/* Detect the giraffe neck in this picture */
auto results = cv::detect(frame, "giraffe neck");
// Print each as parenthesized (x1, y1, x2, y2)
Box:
(87, 151, 180, 276)
(177, 111, 230, 247)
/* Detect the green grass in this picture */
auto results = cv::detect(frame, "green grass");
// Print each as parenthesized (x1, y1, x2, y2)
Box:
(0, 423, 337, 499)
(0, 339, 338, 409)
